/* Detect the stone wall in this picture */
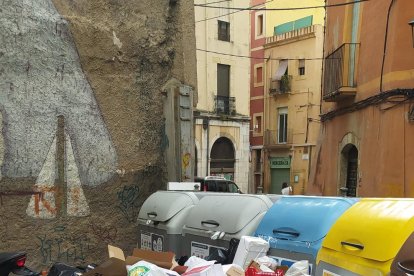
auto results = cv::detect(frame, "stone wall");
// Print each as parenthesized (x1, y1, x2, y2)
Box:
(0, 0, 196, 270)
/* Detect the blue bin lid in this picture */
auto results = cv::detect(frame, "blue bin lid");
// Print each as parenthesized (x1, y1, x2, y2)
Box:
(254, 196, 357, 257)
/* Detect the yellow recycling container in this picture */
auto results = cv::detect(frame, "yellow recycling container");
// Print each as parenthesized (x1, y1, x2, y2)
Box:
(315, 198, 414, 276)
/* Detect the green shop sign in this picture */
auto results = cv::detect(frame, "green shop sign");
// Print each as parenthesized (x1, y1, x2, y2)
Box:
(270, 157, 291, 168)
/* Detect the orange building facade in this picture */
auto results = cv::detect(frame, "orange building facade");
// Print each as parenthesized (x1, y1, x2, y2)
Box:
(308, 0, 414, 197)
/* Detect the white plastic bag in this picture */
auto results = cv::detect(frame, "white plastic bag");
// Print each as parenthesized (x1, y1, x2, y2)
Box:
(127, 261, 179, 276)
(184, 256, 216, 270)
(256, 256, 278, 271)
(182, 264, 225, 276)
(285, 260, 310, 276)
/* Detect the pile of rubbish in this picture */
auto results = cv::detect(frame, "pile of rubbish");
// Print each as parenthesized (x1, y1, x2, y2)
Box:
(47, 236, 310, 276)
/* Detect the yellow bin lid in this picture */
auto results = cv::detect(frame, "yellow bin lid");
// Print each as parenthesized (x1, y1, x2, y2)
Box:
(321, 198, 414, 262)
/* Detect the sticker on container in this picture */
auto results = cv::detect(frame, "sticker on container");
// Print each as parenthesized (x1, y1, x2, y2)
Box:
(140, 231, 164, 252)
(269, 255, 313, 274)
(152, 233, 164, 252)
(322, 270, 341, 276)
(128, 265, 150, 276)
(191, 242, 225, 259)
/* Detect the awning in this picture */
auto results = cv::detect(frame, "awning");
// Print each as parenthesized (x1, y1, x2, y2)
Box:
(273, 60, 288, 81)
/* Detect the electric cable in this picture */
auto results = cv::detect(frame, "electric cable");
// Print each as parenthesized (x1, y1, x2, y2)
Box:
(194, 0, 369, 11)
(196, 0, 273, 23)
(202, 0, 231, 5)
(321, 89, 414, 121)
(196, 48, 324, 60)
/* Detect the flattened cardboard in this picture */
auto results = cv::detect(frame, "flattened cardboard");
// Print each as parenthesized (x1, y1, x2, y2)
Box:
(82, 257, 127, 276)
(129, 248, 175, 269)
(225, 265, 244, 276)
(108, 245, 126, 261)
(247, 260, 261, 271)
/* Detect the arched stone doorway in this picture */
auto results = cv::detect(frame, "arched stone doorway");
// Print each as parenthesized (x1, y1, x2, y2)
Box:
(210, 137, 235, 180)
(340, 144, 359, 197)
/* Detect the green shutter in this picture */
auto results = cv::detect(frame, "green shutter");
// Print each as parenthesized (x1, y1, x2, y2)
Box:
(274, 21, 294, 35)
(294, 15, 313, 30)
(274, 15, 313, 36)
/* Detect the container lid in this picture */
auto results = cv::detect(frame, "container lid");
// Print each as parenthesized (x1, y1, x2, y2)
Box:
(254, 196, 357, 255)
(322, 198, 414, 262)
(391, 232, 414, 275)
(138, 191, 199, 222)
(184, 194, 272, 234)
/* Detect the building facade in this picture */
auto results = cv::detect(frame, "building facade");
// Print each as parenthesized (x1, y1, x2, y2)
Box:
(250, 0, 266, 193)
(194, 0, 251, 192)
(308, 0, 414, 197)
(262, 0, 325, 194)
(0, 0, 197, 267)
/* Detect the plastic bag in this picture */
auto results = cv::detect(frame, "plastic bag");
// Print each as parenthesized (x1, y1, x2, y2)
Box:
(47, 262, 83, 276)
(127, 261, 179, 276)
(284, 260, 310, 276)
(256, 256, 278, 271)
(184, 256, 215, 270)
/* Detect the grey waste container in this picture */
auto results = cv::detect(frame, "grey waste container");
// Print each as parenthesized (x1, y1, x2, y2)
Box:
(181, 194, 274, 258)
(137, 191, 199, 256)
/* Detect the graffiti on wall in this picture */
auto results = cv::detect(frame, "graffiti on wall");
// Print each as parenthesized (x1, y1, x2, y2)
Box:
(117, 184, 140, 223)
(182, 152, 191, 180)
(89, 221, 118, 244)
(0, 0, 118, 189)
(37, 225, 93, 264)
(26, 133, 90, 218)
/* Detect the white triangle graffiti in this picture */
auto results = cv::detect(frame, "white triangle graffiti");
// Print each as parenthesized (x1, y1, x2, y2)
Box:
(26, 134, 89, 218)
(26, 136, 57, 219)
(65, 133, 90, 217)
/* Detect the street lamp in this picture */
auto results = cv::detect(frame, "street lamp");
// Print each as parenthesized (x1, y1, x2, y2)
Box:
(409, 19, 414, 48)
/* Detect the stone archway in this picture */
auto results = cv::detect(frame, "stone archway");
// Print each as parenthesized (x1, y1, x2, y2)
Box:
(340, 144, 358, 197)
(338, 133, 360, 197)
(210, 137, 235, 180)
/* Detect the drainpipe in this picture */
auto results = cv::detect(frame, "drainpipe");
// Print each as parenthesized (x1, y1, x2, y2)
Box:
(380, 0, 396, 92)
(203, 118, 210, 176)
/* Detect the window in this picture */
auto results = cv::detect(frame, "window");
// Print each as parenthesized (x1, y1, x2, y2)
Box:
(257, 14, 264, 36)
(217, 64, 230, 97)
(255, 150, 261, 173)
(206, 181, 216, 191)
(255, 116, 262, 133)
(228, 182, 239, 193)
(278, 107, 288, 143)
(217, 181, 227, 192)
(256, 66, 263, 83)
(299, 59, 305, 75)
(273, 60, 288, 80)
(218, 20, 230, 41)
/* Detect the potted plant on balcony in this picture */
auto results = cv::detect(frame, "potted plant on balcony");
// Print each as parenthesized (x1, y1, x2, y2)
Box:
(280, 74, 292, 93)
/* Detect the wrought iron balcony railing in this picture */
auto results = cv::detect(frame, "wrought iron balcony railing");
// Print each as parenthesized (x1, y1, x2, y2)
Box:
(264, 129, 293, 146)
(265, 25, 316, 45)
(323, 43, 359, 101)
(215, 95, 236, 115)
(269, 75, 292, 95)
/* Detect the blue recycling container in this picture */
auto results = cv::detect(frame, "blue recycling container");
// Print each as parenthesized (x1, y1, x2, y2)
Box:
(254, 196, 358, 275)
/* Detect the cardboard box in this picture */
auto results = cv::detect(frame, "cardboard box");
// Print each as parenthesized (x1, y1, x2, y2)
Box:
(127, 248, 175, 269)
(232, 236, 269, 269)
(82, 257, 127, 276)
(84, 245, 176, 276)
(223, 264, 244, 276)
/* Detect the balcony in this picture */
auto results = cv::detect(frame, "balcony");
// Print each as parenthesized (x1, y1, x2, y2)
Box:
(269, 75, 292, 95)
(323, 43, 359, 102)
(215, 95, 236, 116)
(265, 25, 316, 46)
(264, 129, 293, 148)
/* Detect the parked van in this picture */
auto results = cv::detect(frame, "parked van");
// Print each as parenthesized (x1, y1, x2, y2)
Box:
(194, 176, 241, 193)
